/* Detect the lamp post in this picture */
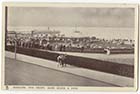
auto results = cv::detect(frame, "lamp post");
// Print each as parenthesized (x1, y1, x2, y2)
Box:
(5, 6, 8, 49)
(14, 33, 17, 59)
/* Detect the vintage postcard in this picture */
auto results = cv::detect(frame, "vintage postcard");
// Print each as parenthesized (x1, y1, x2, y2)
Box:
(1, 2, 139, 91)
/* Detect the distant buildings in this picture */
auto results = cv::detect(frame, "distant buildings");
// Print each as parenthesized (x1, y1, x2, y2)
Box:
(32, 29, 60, 38)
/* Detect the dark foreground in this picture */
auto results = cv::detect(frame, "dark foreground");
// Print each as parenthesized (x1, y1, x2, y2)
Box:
(5, 58, 115, 86)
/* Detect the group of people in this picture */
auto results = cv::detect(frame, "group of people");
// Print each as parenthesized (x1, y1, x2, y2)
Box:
(7, 35, 134, 53)
(57, 54, 67, 67)
(7, 36, 86, 52)
(7, 37, 68, 51)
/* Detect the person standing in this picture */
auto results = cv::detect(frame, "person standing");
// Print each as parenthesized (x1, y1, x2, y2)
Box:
(57, 54, 67, 67)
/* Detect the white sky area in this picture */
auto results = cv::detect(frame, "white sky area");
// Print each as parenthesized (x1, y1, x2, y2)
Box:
(7, 7, 135, 40)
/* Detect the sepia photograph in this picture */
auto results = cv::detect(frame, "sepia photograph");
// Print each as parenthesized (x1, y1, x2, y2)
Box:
(2, 3, 138, 91)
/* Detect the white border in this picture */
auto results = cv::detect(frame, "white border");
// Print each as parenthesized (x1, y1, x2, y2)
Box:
(0, 1, 139, 94)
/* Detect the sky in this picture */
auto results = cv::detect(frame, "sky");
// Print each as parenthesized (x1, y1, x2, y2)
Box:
(7, 7, 135, 39)
(7, 7, 134, 27)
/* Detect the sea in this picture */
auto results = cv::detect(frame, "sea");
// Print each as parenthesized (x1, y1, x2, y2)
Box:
(8, 26, 134, 40)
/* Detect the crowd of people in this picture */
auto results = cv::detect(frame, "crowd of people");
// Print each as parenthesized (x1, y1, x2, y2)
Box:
(6, 33, 134, 52)
(7, 36, 85, 52)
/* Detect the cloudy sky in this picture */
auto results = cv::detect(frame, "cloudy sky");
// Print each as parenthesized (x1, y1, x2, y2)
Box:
(7, 7, 135, 39)
(7, 7, 134, 28)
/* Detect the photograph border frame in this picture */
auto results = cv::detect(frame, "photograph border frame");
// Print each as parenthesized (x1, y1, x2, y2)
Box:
(1, 2, 139, 91)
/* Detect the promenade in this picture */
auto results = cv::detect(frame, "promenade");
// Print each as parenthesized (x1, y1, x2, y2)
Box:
(5, 51, 134, 87)
(5, 57, 114, 86)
